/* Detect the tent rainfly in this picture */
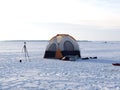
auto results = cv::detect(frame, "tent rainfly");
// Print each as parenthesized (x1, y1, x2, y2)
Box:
(44, 34, 81, 59)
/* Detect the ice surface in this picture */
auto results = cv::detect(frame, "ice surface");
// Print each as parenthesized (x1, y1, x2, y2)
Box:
(0, 41, 120, 90)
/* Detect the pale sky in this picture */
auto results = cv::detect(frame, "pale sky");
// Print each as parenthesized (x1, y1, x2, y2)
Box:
(0, 0, 120, 41)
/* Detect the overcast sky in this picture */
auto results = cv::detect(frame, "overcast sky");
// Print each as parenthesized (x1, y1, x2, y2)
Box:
(0, 0, 120, 41)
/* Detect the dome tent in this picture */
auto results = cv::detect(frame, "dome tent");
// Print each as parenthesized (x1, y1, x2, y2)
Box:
(44, 34, 81, 59)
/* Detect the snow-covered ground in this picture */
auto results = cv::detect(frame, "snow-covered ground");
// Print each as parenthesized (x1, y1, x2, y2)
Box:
(0, 41, 120, 90)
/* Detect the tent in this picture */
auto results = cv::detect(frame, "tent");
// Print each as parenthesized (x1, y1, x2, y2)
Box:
(44, 34, 81, 59)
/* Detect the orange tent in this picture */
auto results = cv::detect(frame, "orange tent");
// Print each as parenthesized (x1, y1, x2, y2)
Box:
(44, 34, 81, 59)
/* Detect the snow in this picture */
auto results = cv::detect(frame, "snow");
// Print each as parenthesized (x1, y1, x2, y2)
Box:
(0, 41, 120, 90)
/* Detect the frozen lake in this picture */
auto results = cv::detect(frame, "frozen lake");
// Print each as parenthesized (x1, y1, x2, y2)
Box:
(0, 41, 120, 90)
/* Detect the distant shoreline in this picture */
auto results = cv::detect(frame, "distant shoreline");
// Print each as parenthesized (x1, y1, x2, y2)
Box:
(1, 40, 120, 42)
(0, 40, 49, 42)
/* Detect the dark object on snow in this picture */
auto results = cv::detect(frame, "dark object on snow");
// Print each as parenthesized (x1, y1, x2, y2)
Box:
(81, 57, 97, 60)
(104, 41, 107, 43)
(62, 56, 70, 61)
(81, 57, 89, 60)
(20, 60, 22, 63)
(112, 63, 120, 66)
(61, 55, 79, 61)
(90, 57, 97, 59)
